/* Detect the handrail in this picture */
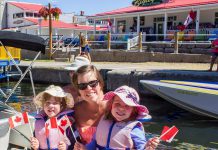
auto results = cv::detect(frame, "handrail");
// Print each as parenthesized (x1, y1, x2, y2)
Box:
(64, 35, 80, 53)
(51, 35, 64, 55)
(127, 36, 139, 50)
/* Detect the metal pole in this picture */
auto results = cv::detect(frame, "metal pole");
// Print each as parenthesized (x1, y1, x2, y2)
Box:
(138, 32, 142, 52)
(174, 32, 178, 54)
(49, 3, 52, 59)
(5, 52, 41, 103)
(107, 32, 111, 51)
(79, 32, 82, 54)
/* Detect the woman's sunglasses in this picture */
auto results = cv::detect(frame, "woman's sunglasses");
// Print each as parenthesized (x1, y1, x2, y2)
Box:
(77, 80, 99, 90)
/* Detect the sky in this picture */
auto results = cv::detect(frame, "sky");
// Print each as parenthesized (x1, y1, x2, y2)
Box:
(17, 0, 133, 15)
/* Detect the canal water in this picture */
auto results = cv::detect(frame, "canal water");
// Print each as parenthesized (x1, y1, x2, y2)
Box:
(1, 82, 218, 150)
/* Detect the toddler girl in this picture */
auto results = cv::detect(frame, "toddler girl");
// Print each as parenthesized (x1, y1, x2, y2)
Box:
(75, 85, 159, 150)
(30, 85, 75, 150)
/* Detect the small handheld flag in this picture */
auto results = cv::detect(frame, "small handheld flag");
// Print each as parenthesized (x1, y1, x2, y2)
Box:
(58, 115, 72, 135)
(58, 115, 78, 142)
(8, 112, 29, 128)
(45, 117, 58, 137)
(8, 112, 33, 137)
(159, 126, 179, 143)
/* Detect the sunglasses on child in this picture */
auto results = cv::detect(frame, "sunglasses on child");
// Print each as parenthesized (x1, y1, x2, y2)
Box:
(77, 80, 99, 90)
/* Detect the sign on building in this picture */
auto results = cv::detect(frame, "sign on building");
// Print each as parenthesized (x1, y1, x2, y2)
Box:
(132, 0, 163, 6)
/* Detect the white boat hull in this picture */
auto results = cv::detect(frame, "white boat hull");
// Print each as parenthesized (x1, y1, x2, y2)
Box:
(140, 80, 218, 119)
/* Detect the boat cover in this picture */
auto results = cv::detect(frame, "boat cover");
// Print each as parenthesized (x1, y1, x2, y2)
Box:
(0, 31, 46, 54)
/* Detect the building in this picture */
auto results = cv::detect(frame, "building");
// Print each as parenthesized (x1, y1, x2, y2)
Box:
(89, 0, 218, 38)
(1, 1, 105, 37)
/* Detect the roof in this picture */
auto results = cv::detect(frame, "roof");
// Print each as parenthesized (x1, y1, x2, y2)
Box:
(8, 1, 43, 11)
(94, 0, 218, 16)
(25, 18, 106, 31)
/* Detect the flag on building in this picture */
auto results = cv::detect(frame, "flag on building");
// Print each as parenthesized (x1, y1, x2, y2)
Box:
(45, 117, 58, 137)
(107, 18, 112, 32)
(179, 10, 196, 31)
(58, 115, 72, 135)
(160, 126, 179, 143)
(8, 112, 29, 129)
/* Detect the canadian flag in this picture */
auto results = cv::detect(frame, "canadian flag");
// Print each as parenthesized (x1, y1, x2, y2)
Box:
(107, 19, 112, 31)
(179, 10, 196, 31)
(45, 117, 58, 137)
(160, 126, 179, 143)
(8, 112, 29, 129)
(58, 115, 72, 135)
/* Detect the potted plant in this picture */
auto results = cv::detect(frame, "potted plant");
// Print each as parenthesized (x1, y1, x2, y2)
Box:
(51, 7, 62, 20)
(39, 7, 49, 20)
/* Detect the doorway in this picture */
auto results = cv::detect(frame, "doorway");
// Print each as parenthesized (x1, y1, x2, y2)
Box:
(156, 22, 163, 40)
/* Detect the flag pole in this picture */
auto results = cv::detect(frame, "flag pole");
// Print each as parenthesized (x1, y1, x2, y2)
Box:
(65, 116, 77, 142)
(26, 112, 34, 137)
(56, 117, 61, 143)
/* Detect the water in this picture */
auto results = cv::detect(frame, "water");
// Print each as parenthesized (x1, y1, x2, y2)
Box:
(141, 95, 218, 150)
(1, 82, 218, 149)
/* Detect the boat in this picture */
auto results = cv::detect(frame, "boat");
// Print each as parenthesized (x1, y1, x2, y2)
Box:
(0, 31, 46, 149)
(140, 80, 218, 119)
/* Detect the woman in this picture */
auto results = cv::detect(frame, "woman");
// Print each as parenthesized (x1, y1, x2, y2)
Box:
(63, 56, 90, 100)
(72, 65, 159, 150)
(208, 38, 218, 71)
(72, 65, 107, 144)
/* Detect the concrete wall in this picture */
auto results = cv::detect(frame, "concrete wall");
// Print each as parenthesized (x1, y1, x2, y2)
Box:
(17, 65, 218, 93)
(22, 50, 211, 63)
(89, 51, 211, 63)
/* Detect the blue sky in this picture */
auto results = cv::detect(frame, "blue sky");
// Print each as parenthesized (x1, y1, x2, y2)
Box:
(18, 0, 133, 15)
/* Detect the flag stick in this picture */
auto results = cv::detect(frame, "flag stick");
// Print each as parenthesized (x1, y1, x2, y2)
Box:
(56, 118, 61, 142)
(65, 116, 77, 142)
(26, 112, 34, 137)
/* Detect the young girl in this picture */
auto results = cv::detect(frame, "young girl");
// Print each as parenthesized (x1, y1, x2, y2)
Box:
(30, 85, 75, 150)
(75, 85, 159, 150)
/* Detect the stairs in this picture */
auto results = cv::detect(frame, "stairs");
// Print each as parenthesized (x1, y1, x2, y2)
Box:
(51, 47, 79, 62)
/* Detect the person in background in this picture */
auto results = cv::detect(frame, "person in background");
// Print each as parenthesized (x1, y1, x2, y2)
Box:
(208, 38, 218, 71)
(63, 56, 90, 101)
(74, 85, 159, 150)
(30, 85, 74, 150)
(72, 65, 107, 145)
(80, 33, 91, 62)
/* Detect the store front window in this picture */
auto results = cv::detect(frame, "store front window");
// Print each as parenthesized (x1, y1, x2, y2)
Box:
(13, 13, 24, 19)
